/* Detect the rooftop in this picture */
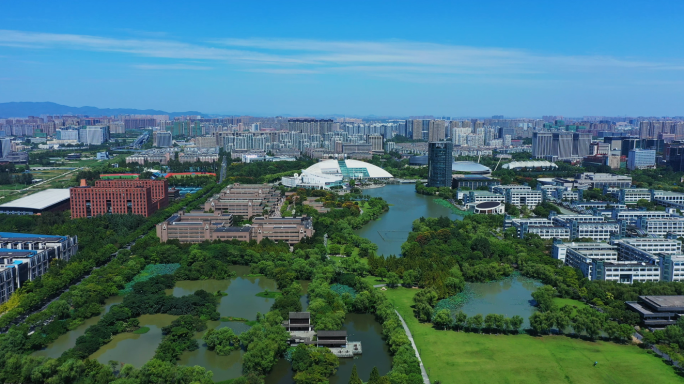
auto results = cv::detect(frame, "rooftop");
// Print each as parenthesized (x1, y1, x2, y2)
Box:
(641, 295, 684, 310)
(0, 189, 71, 210)
(0, 232, 66, 240)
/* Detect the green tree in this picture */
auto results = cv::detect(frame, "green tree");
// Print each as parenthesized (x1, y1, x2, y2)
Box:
(510, 315, 524, 334)
(348, 365, 363, 384)
(471, 314, 483, 333)
(433, 309, 452, 330)
(454, 311, 467, 332)
(377, 268, 388, 282)
(368, 366, 381, 384)
(387, 272, 400, 288)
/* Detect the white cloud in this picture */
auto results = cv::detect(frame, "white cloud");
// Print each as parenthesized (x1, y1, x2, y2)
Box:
(133, 64, 213, 70)
(1, 30, 683, 81)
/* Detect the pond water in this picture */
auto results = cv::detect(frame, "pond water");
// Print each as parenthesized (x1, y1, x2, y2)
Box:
(460, 275, 541, 328)
(90, 313, 178, 367)
(32, 295, 124, 359)
(264, 313, 392, 384)
(355, 184, 462, 257)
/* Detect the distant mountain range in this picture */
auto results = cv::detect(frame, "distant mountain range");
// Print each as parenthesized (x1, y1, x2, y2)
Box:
(0, 102, 204, 118)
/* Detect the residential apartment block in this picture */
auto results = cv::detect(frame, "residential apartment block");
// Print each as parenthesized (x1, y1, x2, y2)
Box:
(0, 232, 78, 304)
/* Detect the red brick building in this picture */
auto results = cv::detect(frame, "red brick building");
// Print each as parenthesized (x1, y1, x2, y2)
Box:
(70, 179, 169, 219)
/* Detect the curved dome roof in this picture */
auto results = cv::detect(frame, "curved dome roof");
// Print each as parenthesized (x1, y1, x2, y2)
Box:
(305, 159, 393, 178)
(452, 161, 491, 173)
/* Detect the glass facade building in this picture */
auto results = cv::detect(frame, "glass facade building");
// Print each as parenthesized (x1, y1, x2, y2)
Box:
(427, 141, 453, 187)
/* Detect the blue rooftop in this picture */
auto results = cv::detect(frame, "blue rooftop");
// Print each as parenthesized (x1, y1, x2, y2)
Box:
(0, 232, 66, 239)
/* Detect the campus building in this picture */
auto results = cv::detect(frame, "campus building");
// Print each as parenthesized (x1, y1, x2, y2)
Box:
(156, 210, 234, 243)
(627, 296, 684, 327)
(553, 238, 684, 284)
(157, 214, 314, 245)
(618, 188, 652, 204)
(506, 214, 621, 240)
(0, 189, 71, 215)
(70, 179, 169, 218)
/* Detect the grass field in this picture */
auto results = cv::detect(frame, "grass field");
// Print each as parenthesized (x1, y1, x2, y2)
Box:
(384, 286, 682, 384)
(554, 297, 589, 311)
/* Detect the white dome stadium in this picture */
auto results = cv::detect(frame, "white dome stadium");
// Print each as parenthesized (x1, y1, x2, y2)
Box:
(305, 159, 393, 179)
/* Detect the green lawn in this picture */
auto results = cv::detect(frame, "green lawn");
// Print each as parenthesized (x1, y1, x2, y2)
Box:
(383, 287, 682, 384)
(362, 275, 385, 286)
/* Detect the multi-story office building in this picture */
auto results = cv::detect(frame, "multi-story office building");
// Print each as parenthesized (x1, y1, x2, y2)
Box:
(618, 188, 651, 204)
(427, 141, 453, 188)
(652, 190, 684, 207)
(635, 217, 684, 237)
(156, 210, 234, 243)
(70, 179, 169, 218)
(554, 238, 684, 284)
(627, 149, 656, 170)
(153, 131, 173, 147)
(250, 216, 315, 245)
(491, 185, 531, 195)
(462, 190, 505, 205)
(504, 189, 543, 209)
(574, 173, 633, 189)
(506, 214, 620, 240)
(204, 198, 265, 218)
(157, 213, 314, 245)
(613, 209, 676, 225)
(55, 128, 80, 142)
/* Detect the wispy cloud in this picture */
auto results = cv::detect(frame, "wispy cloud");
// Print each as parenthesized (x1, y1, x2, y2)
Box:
(133, 64, 213, 70)
(1, 30, 683, 82)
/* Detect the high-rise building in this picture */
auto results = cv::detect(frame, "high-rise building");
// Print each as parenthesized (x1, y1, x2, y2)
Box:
(153, 131, 173, 147)
(428, 120, 446, 142)
(532, 132, 553, 158)
(81, 126, 109, 145)
(532, 132, 590, 159)
(665, 142, 684, 172)
(427, 141, 453, 188)
(0, 138, 11, 159)
(412, 119, 423, 140)
(368, 135, 383, 152)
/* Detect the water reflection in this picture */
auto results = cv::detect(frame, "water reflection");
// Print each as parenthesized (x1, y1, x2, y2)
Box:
(355, 184, 462, 257)
(89, 314, 178, 367)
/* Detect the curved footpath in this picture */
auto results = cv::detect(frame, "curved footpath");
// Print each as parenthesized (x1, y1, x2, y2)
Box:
(394, 309, 430, 384)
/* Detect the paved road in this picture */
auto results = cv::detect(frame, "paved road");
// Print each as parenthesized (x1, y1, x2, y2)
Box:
(394, 309, 430, 384)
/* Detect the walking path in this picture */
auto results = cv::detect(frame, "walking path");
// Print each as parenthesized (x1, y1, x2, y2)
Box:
(394, 309, 430, 384)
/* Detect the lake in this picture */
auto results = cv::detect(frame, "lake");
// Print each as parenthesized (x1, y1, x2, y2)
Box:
(460, 274, 541, 328)
(355, 184, 462, 257)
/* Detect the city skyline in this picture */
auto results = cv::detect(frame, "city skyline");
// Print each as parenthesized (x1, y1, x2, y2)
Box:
(2, 1, 684, 116)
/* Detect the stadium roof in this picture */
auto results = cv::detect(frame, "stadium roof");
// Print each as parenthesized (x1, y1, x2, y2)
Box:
(0, 189, 71, 211)
(502, 161, 558, 170)
(452, 161, 491, 173)
(305, 159, 393, 178)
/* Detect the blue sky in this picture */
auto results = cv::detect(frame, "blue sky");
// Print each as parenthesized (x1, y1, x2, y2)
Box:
(1, 0, 684, 117)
